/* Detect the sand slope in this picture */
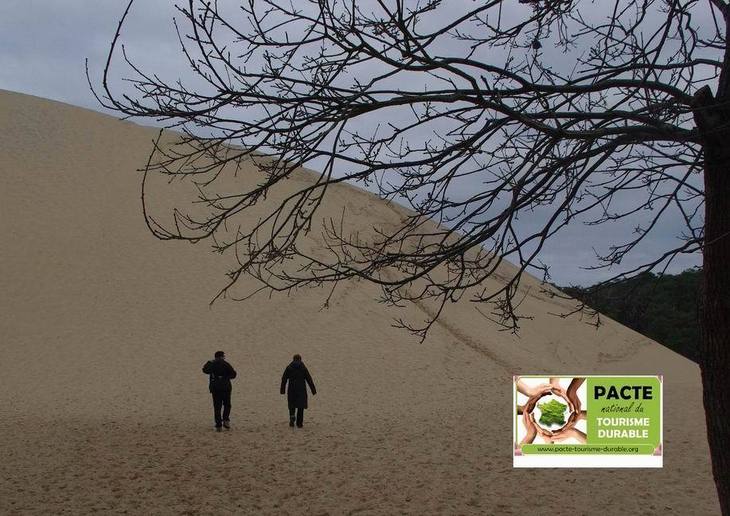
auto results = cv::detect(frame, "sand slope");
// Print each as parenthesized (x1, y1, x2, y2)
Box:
(0, 89, 720, 515)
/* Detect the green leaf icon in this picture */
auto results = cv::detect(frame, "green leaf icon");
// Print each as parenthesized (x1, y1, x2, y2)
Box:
(538, 399, 567, 426)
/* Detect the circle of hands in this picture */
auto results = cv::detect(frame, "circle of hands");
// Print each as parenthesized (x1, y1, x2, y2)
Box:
(516, 377, 588, 445)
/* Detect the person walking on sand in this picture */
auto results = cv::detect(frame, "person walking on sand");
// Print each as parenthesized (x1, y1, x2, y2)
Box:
(280, 354, 316, 428)
(202, 351, 237, 432)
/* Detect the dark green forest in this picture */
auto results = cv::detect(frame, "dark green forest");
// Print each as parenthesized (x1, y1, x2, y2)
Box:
(559, 268, 701, 363)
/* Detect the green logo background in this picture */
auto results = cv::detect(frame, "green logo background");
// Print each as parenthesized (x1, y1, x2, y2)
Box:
(586, 376, 661, 448)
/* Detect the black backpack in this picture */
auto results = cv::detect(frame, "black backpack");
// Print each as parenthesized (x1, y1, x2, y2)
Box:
(207, 361, 231, 391)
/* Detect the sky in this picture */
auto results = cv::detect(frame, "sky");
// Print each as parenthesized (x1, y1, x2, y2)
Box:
(0, 0, 705, 286)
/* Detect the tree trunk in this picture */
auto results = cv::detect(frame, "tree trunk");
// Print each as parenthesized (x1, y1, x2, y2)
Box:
(694, 85, 730, 515)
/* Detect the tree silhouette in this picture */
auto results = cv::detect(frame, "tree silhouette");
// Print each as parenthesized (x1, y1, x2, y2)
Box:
(93, 1, 729, 510)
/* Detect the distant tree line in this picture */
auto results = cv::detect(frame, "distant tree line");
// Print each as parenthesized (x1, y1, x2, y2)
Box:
(560, 268, 701, 363)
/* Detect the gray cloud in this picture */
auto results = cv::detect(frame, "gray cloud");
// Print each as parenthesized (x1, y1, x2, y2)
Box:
(0, 1, 181, 109)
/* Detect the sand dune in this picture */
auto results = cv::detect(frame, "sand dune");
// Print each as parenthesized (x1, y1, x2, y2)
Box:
(0, 89, 720, 514)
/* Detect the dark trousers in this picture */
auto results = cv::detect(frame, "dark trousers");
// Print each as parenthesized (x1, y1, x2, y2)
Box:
(289, 406, 304, 427)
(211, 389, 231, 427)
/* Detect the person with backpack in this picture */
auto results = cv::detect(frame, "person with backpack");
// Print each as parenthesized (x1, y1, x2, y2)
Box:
(202, 351, 237, 431)
(280, 354, 317, 428)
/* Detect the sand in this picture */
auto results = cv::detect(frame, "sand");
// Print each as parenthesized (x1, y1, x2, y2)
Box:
(0, 89, 720, 515)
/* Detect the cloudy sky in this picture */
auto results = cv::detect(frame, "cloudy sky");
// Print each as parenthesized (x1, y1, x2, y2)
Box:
(0, 1, 705, 286)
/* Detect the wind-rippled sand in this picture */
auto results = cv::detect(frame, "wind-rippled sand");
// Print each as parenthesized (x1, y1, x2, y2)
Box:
(0, 90, 720, 515)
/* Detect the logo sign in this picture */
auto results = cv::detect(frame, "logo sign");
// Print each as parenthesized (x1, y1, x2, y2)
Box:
(513, 375, 663, 467)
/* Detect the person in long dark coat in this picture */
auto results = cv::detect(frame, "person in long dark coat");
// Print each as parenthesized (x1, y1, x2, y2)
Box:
(202, 351, 237, 431)
(280, 354, 316, 428)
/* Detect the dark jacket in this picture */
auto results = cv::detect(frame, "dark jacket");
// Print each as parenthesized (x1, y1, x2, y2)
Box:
(280, 361, 316, 409)
(203, 359, 237, 393)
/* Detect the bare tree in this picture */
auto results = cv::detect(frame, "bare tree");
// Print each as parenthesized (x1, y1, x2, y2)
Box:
(92, 0, 728, 510)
